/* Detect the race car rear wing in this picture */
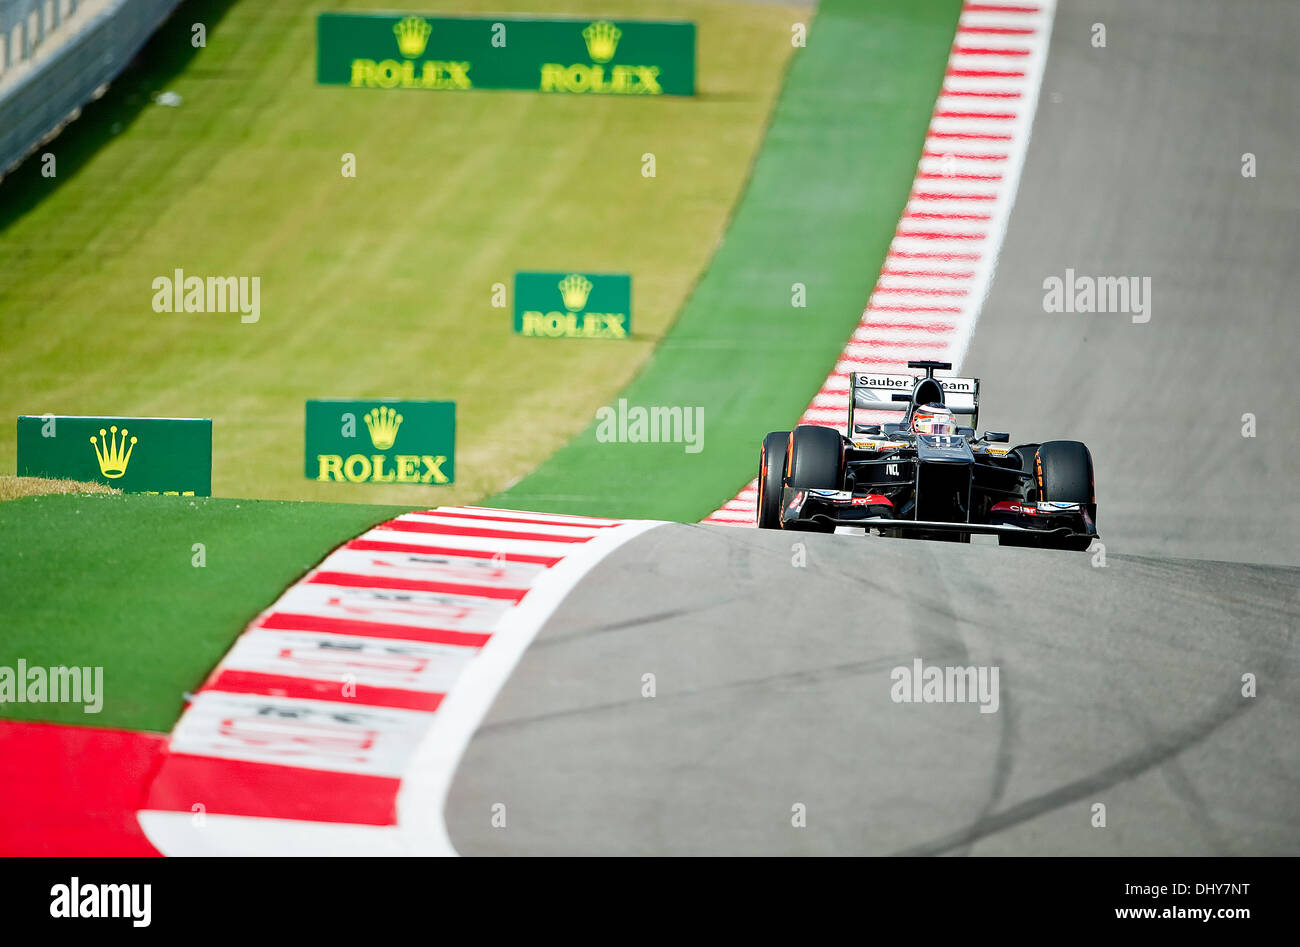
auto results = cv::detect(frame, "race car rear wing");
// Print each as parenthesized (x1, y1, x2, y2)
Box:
(849, 361, 980, 433)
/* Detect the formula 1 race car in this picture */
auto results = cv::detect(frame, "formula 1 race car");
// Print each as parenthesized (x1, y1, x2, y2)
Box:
(756, 361, 1098, 550)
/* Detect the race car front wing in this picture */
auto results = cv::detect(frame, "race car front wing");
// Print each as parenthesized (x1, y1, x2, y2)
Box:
(780, 488, 1097, 540)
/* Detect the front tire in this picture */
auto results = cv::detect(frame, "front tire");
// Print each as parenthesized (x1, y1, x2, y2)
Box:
(1030, 440, 1096, 551)
(1035, 440, 1095, 508)
(757, 431, 790, 529)
(785, 425, 844, 533)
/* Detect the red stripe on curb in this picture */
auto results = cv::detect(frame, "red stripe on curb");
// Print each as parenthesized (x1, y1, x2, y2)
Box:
(928, 131, 1014, 141)
(952, 46, 1031, 56)
(884, 267, 977, 276)
(957, 26, 1036, 35)
(905, 211, 993, 220)
(376, 519, 590, 543)
(406, 509, 619, 529)
(873, 287, 970, 296)
(205, 669, 445, 713)
(946, 69, 1026, 78)
(308, 571, 528, 602)
(260, 612, 491, 648)
(146, 754, 402, 825)
(917, 172, 1003, 181)
(963, 3, 1039, 12)
(923, 150, 1008, 160)
(889, 250, 983, 260)
(931, 111, 1016, 120)
(345, 538, 562, 566)
(909, 192, 996, 201)
(895, 230, 988, 241)
(862, 322, 959, 333)
(866, 304, 965, 313)
(941, 88, 1023, 97)
(835, 354, 918, 365)
(852, 338, 951, 350)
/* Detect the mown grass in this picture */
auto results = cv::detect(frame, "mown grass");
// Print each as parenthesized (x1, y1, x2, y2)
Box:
(0, 0, 802, 505)
(0, 494, 416, 731)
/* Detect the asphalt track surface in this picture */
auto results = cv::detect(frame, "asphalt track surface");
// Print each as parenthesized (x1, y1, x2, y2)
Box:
(448, 526, 1298, 855)
(965, 0, 1300, 568)
(446, 1, 1300, 854)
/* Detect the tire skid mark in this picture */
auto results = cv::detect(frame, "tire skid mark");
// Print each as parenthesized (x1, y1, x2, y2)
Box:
(890, 684, 1267, 856)
(473, 653, 956, 738)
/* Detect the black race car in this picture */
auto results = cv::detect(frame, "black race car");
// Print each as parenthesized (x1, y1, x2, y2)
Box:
(756, 361, 1098, 550)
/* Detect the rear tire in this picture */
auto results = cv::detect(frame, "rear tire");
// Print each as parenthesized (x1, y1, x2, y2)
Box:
(786, 425, 843, 533)
(757, 431, 790, 529)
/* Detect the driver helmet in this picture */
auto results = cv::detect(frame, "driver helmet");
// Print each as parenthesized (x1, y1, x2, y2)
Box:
(912, 403, 957, 436)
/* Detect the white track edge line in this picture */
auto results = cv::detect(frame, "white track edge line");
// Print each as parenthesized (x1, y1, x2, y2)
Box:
(395, 518, 666, 855)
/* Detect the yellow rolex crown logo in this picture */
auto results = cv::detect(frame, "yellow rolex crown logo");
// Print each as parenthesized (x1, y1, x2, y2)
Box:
(394, 16, 432, 59)
(558, 273, 594, 311)
(90, 425, 137, 479)
(582, 20, 621, 63)
(364, 406, 404, 450)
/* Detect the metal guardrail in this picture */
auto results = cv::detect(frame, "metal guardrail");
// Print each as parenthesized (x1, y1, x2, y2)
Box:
(0, 0, 182, 180)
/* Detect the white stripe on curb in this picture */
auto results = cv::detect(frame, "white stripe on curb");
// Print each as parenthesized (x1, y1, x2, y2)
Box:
(139, 509, 664, 855)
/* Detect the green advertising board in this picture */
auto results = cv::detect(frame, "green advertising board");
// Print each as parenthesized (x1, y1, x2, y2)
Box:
(305, 400, 455, 484)
(514, 271, 632, 339)
(317, 13, 695, 97)
(16, 416, 212, 495)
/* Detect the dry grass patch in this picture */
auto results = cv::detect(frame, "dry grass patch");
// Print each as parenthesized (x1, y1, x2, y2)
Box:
(0, 476, 121, 502)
